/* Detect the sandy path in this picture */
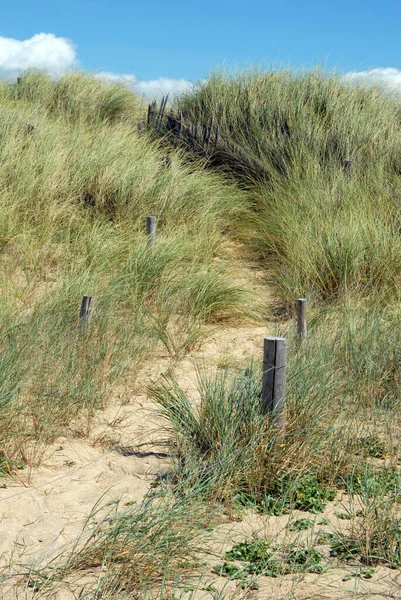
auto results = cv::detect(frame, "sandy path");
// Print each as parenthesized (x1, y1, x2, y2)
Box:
(0, 250, 277, 593)
(1, 250, 399, 599)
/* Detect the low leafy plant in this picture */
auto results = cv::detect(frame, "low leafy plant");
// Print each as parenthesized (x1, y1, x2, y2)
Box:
(342, 567, 375, 581)
(286, 548, 325, 574)
(344, 467, 401, 497)
(212, 562, 248, 580)
(355, 436, 386, 459)
(213, 539, 325, 583)
(260, 475, 336, 515)
(225, 539, 271, 563)
(335, 512, 353, 520)
(289, 518, 314, 531)
(0, 456, 25, 477)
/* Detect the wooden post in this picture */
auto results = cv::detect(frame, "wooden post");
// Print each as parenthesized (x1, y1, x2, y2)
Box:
(146, 216, 156, 246)
(214, 124, 219, 152)
(297, 298, 307, 341)
(156, 95, 168, 129)
(203, 115, 214, 154)
(343, 159, 352, 175)
(262, 337, 287, 428)
(177, 110, 183, 139)
(147, 101, 157, 127)
(79, 295, 94, 327)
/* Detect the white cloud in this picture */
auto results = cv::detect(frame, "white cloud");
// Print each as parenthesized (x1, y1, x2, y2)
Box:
(343, 67, 401, 94)
(0, 33, 76, 75)
(0, 33, 191, 98)
(96, 71, 193, 99)
(135, 77, 193, 98)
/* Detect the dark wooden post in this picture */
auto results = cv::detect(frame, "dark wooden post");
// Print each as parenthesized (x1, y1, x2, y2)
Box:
(262, 337, 287, 428)
(146, 216, 156, 246)
(343, 159, 352, 175)
(147, 101, 157, 127)
(177, 110, 183, 140)
(297, 298, 307, 341)
(79, 295, 94, 327)
(214, 124, 219, 152)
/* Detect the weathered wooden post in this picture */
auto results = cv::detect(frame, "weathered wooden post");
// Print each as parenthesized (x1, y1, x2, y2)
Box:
(146, 216, 156, 246)
(79, 295, 94, 327)
(147, 101, 157, 127)
(343, 159, 352, 175)
(262, 337, 287, 428)
(297, 298, 307, 341)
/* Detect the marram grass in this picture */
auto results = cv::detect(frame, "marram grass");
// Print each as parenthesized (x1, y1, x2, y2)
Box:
(4, 67, 401, 598)
(0, 72, 250, 467)
(177, 68, 401, 306)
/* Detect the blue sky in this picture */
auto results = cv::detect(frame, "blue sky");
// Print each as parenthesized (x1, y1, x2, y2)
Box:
(0, 0, 400, 97)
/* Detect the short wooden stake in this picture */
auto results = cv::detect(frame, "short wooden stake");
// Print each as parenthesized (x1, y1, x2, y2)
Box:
(262, 337, 287, 428)
(297, 298, 307, 341)
(79, 295, 94, 327)
(343, 159, 352, 175)
(146, 216, 156, 246)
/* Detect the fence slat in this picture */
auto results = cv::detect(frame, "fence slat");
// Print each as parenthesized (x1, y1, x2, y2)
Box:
(79, 295, 94, 327)
(297, 298, 307, 341)
(146, 215, 156, 246)
(262, 336, 287, 428)
(343, 159, 352, 175)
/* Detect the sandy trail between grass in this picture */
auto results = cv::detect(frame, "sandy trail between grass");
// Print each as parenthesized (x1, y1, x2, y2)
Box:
(0, 251, 278, 592)
(2, 253, 398, 600)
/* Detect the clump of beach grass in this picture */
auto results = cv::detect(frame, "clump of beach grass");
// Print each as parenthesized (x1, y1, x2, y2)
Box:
(0, 72, 251, 468)
(175, 68, 401, 306)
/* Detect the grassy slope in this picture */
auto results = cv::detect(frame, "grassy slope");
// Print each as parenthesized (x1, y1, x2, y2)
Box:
(160, 71, 401, 502)
(0, 72, 250, 467)
(177, 68, 401, 306)
(5, 69, 401, 598)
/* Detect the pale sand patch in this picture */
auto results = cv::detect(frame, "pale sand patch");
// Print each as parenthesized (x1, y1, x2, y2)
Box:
(5, 250, 399, 600)
(0, 249, 277, 595)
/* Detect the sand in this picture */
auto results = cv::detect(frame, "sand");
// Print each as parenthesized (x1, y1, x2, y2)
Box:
(1, 253, 399, 599)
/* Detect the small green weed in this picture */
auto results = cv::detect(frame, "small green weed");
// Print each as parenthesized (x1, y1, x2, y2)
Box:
(356, 436, 386, 459)
(330, 536, 361, 560)
(212, 562, 247, 580)
(342, 567, 375, 581)
(0, 457, 25, 477)
(260, 475, 336, 515)
(225, 539, 270, 562)
(289, 518, 314, 531)
(345, 467, 401, 497)
(335, 512, 352, 520)
(287, 548, 325, 574)
(213, 539, 325, 583)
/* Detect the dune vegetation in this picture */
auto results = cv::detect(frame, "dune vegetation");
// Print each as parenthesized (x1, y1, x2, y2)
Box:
(2, 68, 401, 598)
(177, 68, 401, 306)
(0, 71, 249, 469)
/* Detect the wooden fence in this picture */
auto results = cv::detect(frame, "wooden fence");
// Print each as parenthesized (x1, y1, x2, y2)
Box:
(144, 96, 269, 180)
